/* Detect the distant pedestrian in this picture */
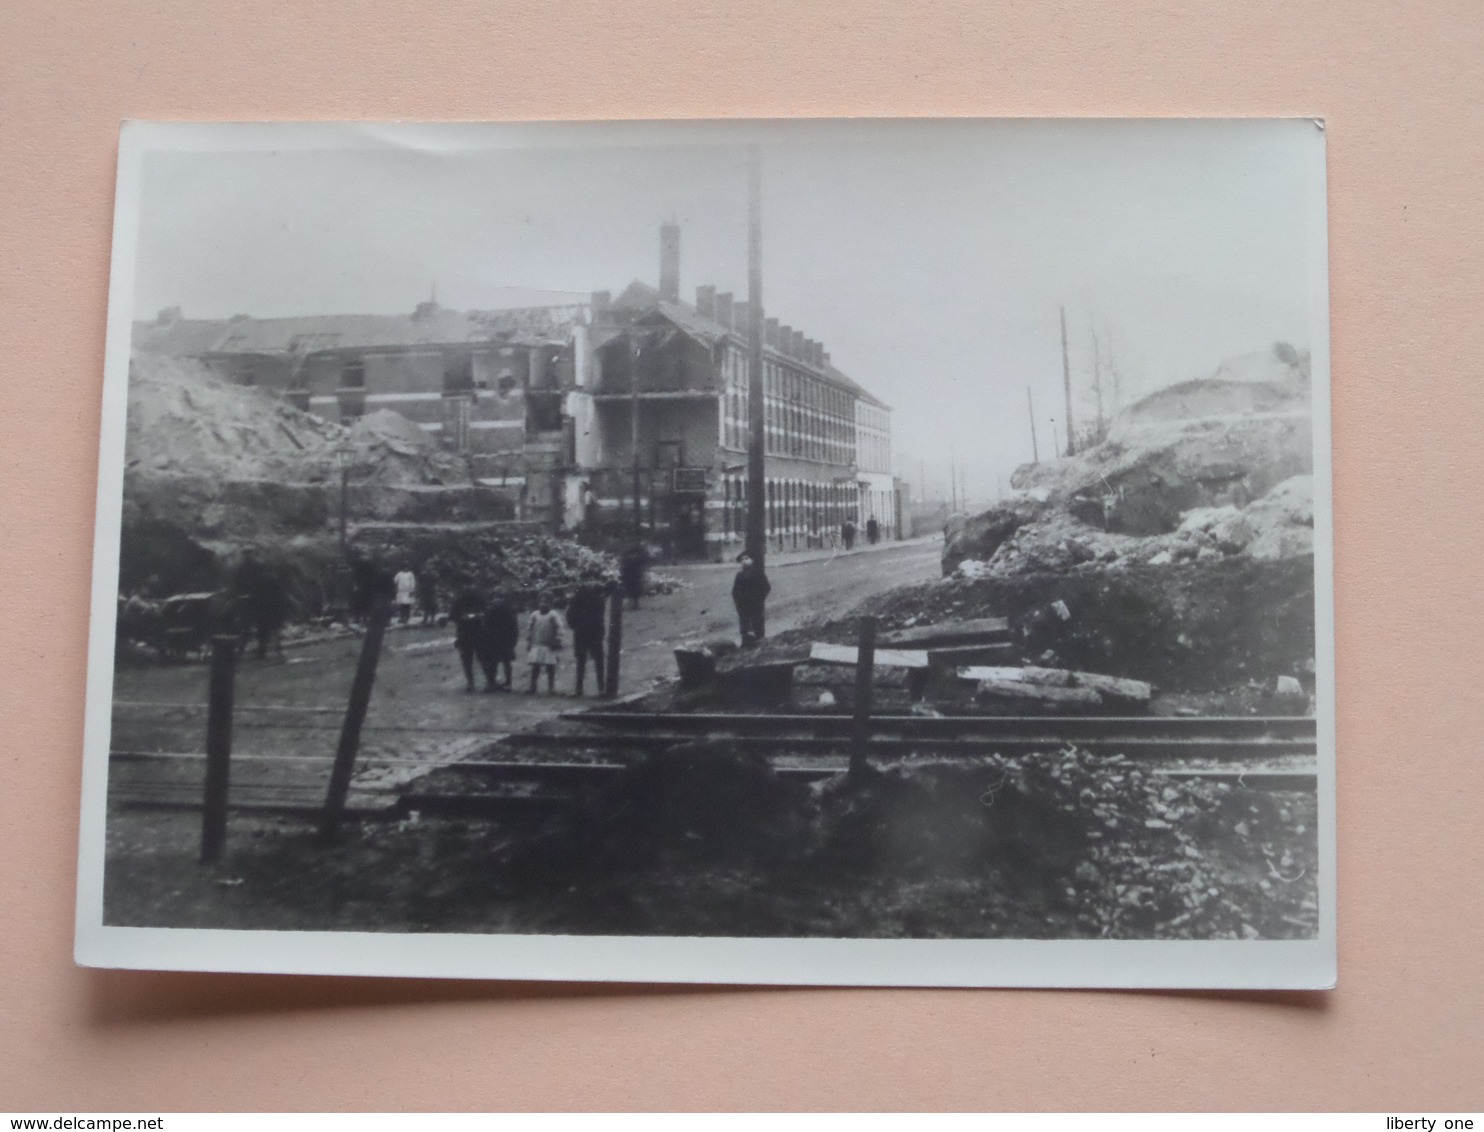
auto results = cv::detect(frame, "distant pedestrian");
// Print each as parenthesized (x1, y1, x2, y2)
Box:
(619, 542, 649, 610)
(565, 575, 608, 696)
(233, 549, 286, 660)
(866, 516, 880, 545)
(416, 564, 438, 626)
(349, 553, 395, 625)
(732, 553, 771, 646)
(842, 518, 857, 551)
(393, 566, 417, 625)
(449, 584, 496, 693)
(481, 589, 519, 690)
(581, 482, 598, 530)
(525, 593, 564, 694)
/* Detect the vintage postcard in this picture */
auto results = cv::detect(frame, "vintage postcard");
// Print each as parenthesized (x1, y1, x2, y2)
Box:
(76, 119, 1334, 986)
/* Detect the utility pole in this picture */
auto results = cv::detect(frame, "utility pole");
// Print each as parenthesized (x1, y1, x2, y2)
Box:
(745, 146, 767, 582)
(949, 444, 958, 512)
(1061, 305, 1076, 457)
(630, 334, 643, 534)
(1026, 386, 1040, 463)
(1091, 320, 1106, 436)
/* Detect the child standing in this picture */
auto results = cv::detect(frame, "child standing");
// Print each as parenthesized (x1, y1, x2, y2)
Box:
(525, 593, 563, 694)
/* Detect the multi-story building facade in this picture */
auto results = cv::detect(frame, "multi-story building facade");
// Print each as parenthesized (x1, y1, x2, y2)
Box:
(134, 302, 590, 518)
(133, 224, 898, 560)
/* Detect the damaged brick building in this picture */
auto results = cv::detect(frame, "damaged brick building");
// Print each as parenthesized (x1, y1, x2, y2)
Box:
(132, 222, 900, 560)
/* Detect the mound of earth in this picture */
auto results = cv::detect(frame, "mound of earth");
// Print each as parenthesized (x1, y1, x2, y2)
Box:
(126, 352, 343, 482)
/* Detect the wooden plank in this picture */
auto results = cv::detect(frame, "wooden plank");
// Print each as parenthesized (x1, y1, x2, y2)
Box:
(973, 677, 1102, 709)
(1068, 671, 1152, 703)
(955, 665, 1152, 704)
(878, 617, 1010, 649)
(956, 666, 1029, 683)
(925, 643, 1018, 667)
(810, 642, 929, 669)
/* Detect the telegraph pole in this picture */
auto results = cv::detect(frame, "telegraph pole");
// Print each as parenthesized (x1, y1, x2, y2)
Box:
(745, 146, 767, 580)
(1026, 385, 1040, 463)
(630, 335, 642, 534)
(1061, 305, 1076, 457)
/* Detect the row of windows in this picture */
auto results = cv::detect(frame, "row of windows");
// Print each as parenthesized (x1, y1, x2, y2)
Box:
(718, 477, 864, 539)
(721, 347, 866, 464)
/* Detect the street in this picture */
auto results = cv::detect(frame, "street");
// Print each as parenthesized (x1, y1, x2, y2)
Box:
(108, 538, 943, 806)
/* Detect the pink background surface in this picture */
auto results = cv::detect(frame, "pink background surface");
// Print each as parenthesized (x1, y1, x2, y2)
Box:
(2, 0, 1481, 1111)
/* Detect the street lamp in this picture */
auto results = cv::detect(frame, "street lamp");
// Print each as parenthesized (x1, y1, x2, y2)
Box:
(334, 441, 352, 556)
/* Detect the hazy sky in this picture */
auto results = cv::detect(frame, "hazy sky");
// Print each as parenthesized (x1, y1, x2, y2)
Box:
(129, 119, 1327, 500)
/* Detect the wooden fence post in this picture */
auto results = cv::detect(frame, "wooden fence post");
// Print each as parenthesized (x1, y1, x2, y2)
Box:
(604, 590, 623, 698)
(319, 596, 392, 840)
(848, 616, 877, 782)
(200, 634, 238, 863)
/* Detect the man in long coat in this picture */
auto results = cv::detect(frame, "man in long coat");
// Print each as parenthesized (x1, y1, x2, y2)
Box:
(565, 575, 608, 696)
(731, 554, 771, 646)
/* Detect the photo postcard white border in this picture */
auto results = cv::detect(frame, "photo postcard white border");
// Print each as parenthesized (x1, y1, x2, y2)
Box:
(75, 119, 1336, 988)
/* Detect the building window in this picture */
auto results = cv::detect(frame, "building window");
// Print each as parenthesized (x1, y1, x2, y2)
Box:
(342, 356, 365, 389)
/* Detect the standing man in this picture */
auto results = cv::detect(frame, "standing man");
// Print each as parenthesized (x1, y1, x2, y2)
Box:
(481, 588, 519, 691)
(565, 573, 607, 696)
(581, 481, 598, 531)
(449, 581, 495, 693)
(393, 564, 417, 625)
(233, 548, 286, 661)
(525, 593, 564, 694)
(731, 553, 771, 646)
(866, 516, 880, 545)
(842, 517, 857, 551)
(619, 541, 648, 610)
(415, 562, 439, 626)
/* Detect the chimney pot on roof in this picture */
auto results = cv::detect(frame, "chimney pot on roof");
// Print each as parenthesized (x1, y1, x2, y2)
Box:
(714, 292, 734, 330)
(765, 317, 779, 348)
(811, 341, 825, 368)
(414, 300, 439, 320)
(696, 285, 716, 319)
(791, 329, 805, 359)
(659, 219, 681, 303)
(778, 325, 794, 357)
(591, 290, 612, 312)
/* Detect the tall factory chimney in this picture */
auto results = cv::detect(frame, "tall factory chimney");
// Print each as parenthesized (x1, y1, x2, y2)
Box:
(659, 217, 681, 303)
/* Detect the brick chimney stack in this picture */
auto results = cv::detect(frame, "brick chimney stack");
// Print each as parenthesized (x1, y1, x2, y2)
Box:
(765, 317, 779, 348)
(659, 218, 681, 303)
(696, 285, 716, 319)
(779, 325, 794, 357)
(715, 291, 734, 330)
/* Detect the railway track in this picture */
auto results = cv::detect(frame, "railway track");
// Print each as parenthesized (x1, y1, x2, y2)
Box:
(107, 704, 1318, 815)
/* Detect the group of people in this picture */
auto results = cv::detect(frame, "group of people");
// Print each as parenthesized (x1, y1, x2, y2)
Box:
(448, 573, 612, 697)
(839, 516, 881, 551)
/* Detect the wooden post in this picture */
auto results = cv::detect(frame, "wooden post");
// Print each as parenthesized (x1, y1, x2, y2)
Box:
(604, 590, 623, 698)
(745, 145, 768, 573)
(1061, 304, 1076, 457)
(200, 634, 238, 863)
(848, 616, 877, 782)
(319, 596, 391, 840)
(1026, 385, 1040, 463)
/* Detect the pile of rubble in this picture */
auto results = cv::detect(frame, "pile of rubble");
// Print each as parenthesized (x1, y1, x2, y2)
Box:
(524, 741, 1316, 939)
(351, 528, 622, 608)
(888, 343, 1321, 697)
(946, 342, 1315, 579)
(126, 352, 344, 482)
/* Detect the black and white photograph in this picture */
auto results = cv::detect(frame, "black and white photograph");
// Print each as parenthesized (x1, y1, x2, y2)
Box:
(77, 119, 1334, 986)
